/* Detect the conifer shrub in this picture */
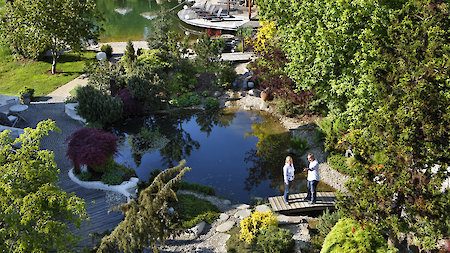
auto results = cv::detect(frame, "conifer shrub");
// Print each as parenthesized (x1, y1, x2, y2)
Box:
(204, 97, 219, 110)
(101, 44, 113, 58)
(256, 226, 295, 253)
(317, 209, 342, 237)
(127, 75, 163, 111)
(116, 88, 143, 118)
(66, 127, 118, 173)
(321, 218, 393, 253)
(76, 85, 123, 127)
(216, 62, 236, 89)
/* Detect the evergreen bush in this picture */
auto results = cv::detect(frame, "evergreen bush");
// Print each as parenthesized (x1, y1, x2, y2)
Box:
(216, 62, 236, 89)
(77, 171, 92, 181)
(127, 75, 163, 111)
(19, 86, 35, 99)
(204, 97, 219, 110)
(181, 211, 219, 229)
(100, 44, 113, 59)
(76, 85, 123, 127)
(321, 218, 393, 253)
(317, 209, 342, 237)
(256, 226, 295, 253)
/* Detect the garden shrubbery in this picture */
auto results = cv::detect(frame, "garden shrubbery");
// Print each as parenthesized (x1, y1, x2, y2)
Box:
(204, 97, 219, 110)
(327, 153, 349, 175)
(321, 218, 393, 253)
(227, 211, 294, 253)
(76, 85, 123, 127)
(100, 44, 113, 59)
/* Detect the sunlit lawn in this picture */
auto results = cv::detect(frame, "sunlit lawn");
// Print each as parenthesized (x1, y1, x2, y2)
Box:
(0, 51, 96, 97)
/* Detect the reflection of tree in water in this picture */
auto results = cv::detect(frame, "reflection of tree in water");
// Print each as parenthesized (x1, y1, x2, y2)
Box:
(244, 116, 305, 192)
(195, 109, 235, 136)
(152, 111, 199, 168)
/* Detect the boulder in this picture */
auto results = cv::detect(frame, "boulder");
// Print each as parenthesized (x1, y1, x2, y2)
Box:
(216, 220, 235, 233)
(255, 205, 271, 213)
(234, 209, 251, 219)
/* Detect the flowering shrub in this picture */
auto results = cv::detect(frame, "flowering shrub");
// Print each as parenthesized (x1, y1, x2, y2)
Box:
(66, 127, 118, 173)
(239, 211, 278, 243)
(254, 21, 277, 53)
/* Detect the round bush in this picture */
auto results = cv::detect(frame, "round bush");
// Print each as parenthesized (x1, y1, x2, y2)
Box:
(256, 226, 294, 253)
(321, 218, 393, 253)
(100, 44, 113, 59)
(204, 97, 219, 110)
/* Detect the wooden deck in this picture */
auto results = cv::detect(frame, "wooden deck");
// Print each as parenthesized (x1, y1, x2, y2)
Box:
(269, 192, 337, 213)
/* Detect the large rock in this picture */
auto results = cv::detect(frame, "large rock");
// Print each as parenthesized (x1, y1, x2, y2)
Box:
(255, 205, 271, 213)
(234, 209, 251, 219)
(218, 213, 229, 222)
(233, 204, 250, 210)
(216, 220, 235, 233)
(277, 214, 303, 224)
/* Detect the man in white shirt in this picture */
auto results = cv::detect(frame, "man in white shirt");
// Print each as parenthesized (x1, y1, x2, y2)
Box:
(303, 153, 320, 204)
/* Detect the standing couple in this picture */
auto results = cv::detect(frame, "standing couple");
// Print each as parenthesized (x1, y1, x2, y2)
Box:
(283, 153, 320, 205)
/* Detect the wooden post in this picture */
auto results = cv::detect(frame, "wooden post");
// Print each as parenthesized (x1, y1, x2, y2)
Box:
(248, 0, 251, 19)
(227, 0, 230, 16)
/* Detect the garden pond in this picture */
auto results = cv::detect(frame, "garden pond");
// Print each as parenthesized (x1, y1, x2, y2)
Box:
(113, 109, 334, 203)
(96, 0, 202, 42)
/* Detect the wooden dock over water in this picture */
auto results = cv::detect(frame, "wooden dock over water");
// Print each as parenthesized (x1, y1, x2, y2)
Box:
(269, 192, 337, 213)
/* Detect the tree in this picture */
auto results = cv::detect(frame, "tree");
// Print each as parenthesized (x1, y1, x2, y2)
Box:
(257, 0, 450, 250)
(236, 26, 253, 52)
(337, 1, 450, 250)
(121, 39, 136, 68)
(97, 161, 191, 252)
(0, 120, 88, 252)
(193, 33, 224, 69)
(1, 0, 101, 74)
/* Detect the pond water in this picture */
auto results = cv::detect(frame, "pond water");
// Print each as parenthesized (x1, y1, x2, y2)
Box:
(114, 109, 333, 203)
(96, 0, 201, 42)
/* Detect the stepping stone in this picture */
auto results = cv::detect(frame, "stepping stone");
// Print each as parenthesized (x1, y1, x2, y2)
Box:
(218, 213, 229, 222)
(223, 199, 231, 205)
(277, 214, 302, 225)
(233, 204, 250, 210)
(234, 209, 251, 219)
(255, 204, 271, 213)
(216, 220, 235, 233)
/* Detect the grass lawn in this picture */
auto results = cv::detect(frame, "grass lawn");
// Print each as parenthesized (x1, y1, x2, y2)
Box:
(0, 51, 96, 97)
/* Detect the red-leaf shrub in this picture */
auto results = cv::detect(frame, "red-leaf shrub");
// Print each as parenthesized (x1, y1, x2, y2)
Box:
(116, 88, 143, 118)
(248, 45, 313, 106)
(66, 127, 118, 172)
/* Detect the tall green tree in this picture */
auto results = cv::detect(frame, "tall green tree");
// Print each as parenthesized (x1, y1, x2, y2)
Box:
(257, 0, 449, 250)
(1, 0, 101, 74)
(97, 161, 191, 253)
(337, 1, 450, 250)
(0, 120, 88, 252)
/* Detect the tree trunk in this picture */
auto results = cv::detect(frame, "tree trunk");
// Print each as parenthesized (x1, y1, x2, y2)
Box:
(51, 50, 57, 75)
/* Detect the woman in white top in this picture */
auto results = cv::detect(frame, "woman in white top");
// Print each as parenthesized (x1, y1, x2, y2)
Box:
(283, 156, 295, 204)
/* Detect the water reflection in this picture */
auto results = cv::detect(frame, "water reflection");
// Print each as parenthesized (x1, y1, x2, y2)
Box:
(96, 0, 181, 42)
(114, 109, 332, 202)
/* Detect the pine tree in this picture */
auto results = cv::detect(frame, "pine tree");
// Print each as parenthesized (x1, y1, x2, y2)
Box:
(122, 39, 136, 67)
(97, 160, 191, 253)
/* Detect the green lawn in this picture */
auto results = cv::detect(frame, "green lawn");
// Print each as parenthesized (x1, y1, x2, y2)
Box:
(0, 51, 96, 97)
